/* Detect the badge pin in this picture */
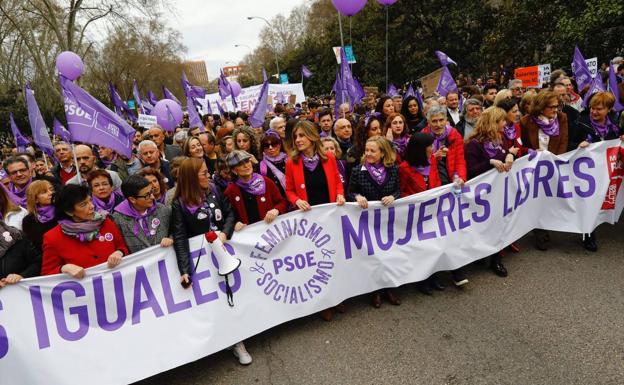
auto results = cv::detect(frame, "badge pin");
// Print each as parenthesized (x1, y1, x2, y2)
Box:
(215, 209, 222, 221)
(260, 197, 266, 202)
(104, 233, 113, 242)
(209, 203, 215, 208)
(197, 212, 208, 220)
(235, 196, 241, 202)
(300, 184, 305, 189)
(151, 218, 160, 228)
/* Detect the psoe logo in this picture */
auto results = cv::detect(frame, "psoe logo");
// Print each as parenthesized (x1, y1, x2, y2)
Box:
(249, 218, 336, 305)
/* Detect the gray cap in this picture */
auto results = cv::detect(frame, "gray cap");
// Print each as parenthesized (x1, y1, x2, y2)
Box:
(225, 150, 252, 167)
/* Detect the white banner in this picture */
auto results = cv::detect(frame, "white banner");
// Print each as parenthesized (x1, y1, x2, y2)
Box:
(0, 140, 622, 385)
(538, 63, 551, 86)
(586, 57, 598, 78)
(198, 83, 305, 114)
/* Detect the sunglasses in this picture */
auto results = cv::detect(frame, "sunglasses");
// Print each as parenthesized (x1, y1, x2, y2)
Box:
(262, 142, 280, 149)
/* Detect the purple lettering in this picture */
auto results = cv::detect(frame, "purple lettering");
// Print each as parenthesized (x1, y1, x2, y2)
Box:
(374, 207, 395, 250)
(190, 247, 219, 305)
(396, 204, 416, 245)
(29, 286, 50, 349)
(341, 212, 373, 259)
(573, 157, 596, 198)
(472, 183, 491, 223)
(554, 160, 573, 198)
(503, 176, 513, 217)
(457, 186, 471, 229)
(417, 198, 437, 240)
(0, 300, 7, 358)
(131, 267, 164, 325)
(533, 160, 554, 198)
(514, 168, 533, 209)
(93, 273, 126, 331)
(436, 192, 456, 236)
(158, 260, 192, 314)
(52, 282, 89, 342)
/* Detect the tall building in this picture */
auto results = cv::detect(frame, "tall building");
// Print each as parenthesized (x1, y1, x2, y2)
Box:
(184, 60, 210, 87)
(222, 65, 245, 81)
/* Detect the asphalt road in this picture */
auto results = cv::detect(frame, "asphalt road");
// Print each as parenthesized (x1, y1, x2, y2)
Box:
(138, 220, 624, 385)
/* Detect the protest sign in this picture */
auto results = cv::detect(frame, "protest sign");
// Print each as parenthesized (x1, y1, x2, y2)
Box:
(137, 114, 158, 129)
(198, 83, 305, 113)
(0, 140, 622, 385)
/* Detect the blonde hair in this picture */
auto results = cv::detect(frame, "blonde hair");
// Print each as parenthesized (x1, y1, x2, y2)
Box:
(469, 107, 506, 143)
(361, 137, 396, 167)
(290, 120, 327, 162)
(320, 137, 342, 159)
(494, 89, 512, 106)
(26, 180, 54, 214)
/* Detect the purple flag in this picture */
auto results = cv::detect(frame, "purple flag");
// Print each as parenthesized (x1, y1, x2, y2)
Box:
(249, 68, 269, 128)
(108, 81, 137, 122)
(218, 70, 231, 100)
(24, 83, 55, 160)
(141, 99, 153, 114)
(165, 105, 179, 132)
(205, 98, 213, 115)
(229, 84, 238, 110)
(133, 80, 143, 114)
(333, 46, 359, 118)
(10, 112, 30, 152)
(353, 77, 366, 104)
(183, 79, 204, 130)
(572, 46, 593, 91)
(583, 74, 606, 107)
(162, 86, 182, 106)
(436, 66, 459, 97)
(415, 88, 424, 111)
(215, 99, 227, 116)
(147, 90, 159, 106)
(302, 65, 313, 79)
(59, 75, 135, 158)
(387, 83, 398, 97)
(404, 84, 415, 99)
(182, 72, 207, 100)
(435, 50, 457, 66)
(53, 118, 71, 142)
(608, 61, 624, 112)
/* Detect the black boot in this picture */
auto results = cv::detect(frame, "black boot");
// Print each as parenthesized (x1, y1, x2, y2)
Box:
(582, 232, 598, 252)
(490, 252, 508, 277)
(416, 280, 433, 295)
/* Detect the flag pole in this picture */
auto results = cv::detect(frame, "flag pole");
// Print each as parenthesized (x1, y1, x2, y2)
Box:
(385, 5, 389, 92)
(71, 143, 82, 184)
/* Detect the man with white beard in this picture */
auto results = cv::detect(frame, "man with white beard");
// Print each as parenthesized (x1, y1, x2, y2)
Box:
(454, 99, 483, 140)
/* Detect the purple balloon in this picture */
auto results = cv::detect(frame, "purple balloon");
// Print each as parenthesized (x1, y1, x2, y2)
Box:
(230, 81, 241, 97)
(152, 99, 183, 132)
(56, 51, 84, 81)
(331, 0, 367, 16)
(377, 0, 398, 5)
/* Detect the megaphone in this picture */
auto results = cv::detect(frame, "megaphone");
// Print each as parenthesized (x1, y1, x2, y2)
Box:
(205, 231, 241, 276)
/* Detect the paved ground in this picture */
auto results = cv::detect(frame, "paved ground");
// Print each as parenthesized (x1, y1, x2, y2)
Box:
(138, 221, 624, 385)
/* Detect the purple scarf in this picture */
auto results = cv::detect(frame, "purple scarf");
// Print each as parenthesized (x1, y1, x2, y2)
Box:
(263, 152, 288, 164)
(58, 211, 107, 242)
(503, 122, 517, 141)
(364, 162, 387, 185)
(100, 154, 117, 168)
(260, 157, 286, 191)
(412, 164, 430, 176)
(590, 117, 618, 138)
(393, 136, 409, 156)
(430, 125, 452, 152)
(92, 190, 123, 213)
(8, 177, 32, 207)
(236, 173, 266, 196)
(156, 193, 166, 204)
(531, 115, 560, 136)
(483, 141, 503, 158)
(36, 205, 56, 224)
(114, 200, 158, 237)
(302, 154, 320, 172)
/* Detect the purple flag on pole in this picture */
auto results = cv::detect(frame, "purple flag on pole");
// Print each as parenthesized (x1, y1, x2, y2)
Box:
(229, 84, 238, 110)
(608, 62, 624, 112)
(108, 81, 137, 122)
(182, 72, 207, 100)
(205, 98, 213, 115)
(249, 68, 269, 128)
(147, 90, 158, 106)
(9, 112, 30, 152)
(415, 88, 424, 111)
(583, 74, 606, 107)
(404, 84, 415, 99)
(387, 83, 398, 97)
(24, 83, 55, 160)
(218, 70, 231, 100)
(162, 86, 182, 106)
(215, 99, 227, 116)
(436, 66, 459, 97)
(572, 46, 593, 91)
(353, 77, 366, 104)
(53, 118, 71, 142)
(302, 65, 313, 79)
(435, 51, 457, 66)
(59, 75, 135, 158)
(183, 81, 204, 130)
(133, 80, 143, 114)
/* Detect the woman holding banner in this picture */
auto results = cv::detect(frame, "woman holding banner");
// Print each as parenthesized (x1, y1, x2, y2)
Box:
(570, 91, 623, 251)
(520, 90, 569, 251)
(465, 107, 515, 277)
(285, 120, 345, 322)
(349, 136, 402, 308)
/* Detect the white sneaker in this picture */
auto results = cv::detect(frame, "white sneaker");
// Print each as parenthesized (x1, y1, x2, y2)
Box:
(232, 341, 252, 365)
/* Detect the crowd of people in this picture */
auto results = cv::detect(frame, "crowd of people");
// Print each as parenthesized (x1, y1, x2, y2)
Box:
(0, 60, 623, 366)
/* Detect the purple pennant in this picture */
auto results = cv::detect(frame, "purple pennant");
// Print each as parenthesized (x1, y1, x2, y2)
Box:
(301, 65, 313, 79)
(53, 118, 71, 142)
(404, 84, 415, 99)
(108, 81, 137, 122)
(608, 61, 624, 112)
(162, 86, 182, 106)
(583, 74, 606, 108)
(59, 75, 135, 158)
(183, 83, 204, 130)
(182, 72, 207, 99)
(387, 83, 398, 97)
(415, 88, 424, 111)
(24, 83, 56, 161)
(215, 99, 227, 116)
(436, 66, 459, 97)
(218, 69, 231, 100)
(435, 50, 457, 66)
(249, 68, 269, 128)
(571, 46, 593, 91)
(147, 90, 158, 106)
(333, 47, 358, 118)
(10, 112, 30, 152)
(133, 80, 143, 114)
(353, 77, 366, 104)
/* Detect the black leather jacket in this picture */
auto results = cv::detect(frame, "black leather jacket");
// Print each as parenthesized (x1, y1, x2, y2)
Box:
(0, 238, 41, 279)
(570, 111, 622, 150)
(171, 185, 235, 276)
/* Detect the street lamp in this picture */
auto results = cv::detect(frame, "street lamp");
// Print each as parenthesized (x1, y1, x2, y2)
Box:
(234, 44, 257, 82)
(246, 16, 281, 77)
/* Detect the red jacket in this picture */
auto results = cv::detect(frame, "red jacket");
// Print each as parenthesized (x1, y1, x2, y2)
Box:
(502, 123, 528, 157)
(285, 152, 344, 205)
(224, 176, 288, 224)
(41, 217, 129, 275)
(421, 126, 467, 181)
(398, 159, 442, 197)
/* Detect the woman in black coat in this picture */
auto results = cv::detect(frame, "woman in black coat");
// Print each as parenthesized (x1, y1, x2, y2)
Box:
(0, 219, 41, 287)
(22, 180, 57, 252)
(348, 136, 401, 308)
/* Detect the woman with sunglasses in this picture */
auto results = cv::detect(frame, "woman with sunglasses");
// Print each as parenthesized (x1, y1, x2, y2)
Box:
(259, 132, 288, 198)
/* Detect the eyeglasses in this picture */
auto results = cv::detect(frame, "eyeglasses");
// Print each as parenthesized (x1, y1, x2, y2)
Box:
(262, 142, 280, 149)
(8, 168, 29, 176)
(545, 104, 559, 109)
(135, 189, 155, 200)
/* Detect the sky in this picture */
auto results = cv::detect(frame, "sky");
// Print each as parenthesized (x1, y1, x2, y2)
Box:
(165, 0, 307, 80)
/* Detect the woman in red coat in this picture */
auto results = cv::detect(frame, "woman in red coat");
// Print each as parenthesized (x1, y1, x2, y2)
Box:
(285, 120, 345, 322)
(41, 184, 129, 278)
(224, 150, 287, 230)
